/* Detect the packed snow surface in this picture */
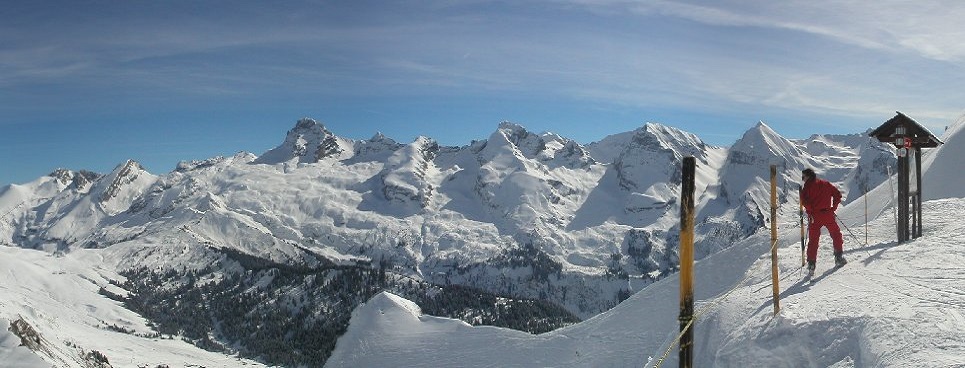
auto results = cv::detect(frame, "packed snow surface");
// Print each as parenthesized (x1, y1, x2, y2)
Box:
(327, 196, 965, 367)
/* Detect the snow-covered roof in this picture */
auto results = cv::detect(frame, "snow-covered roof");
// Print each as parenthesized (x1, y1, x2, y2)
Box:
(869, 111, 943, 148)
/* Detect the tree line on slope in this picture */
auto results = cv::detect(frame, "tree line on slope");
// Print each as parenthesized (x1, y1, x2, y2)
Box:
(105, 246, 580, 367)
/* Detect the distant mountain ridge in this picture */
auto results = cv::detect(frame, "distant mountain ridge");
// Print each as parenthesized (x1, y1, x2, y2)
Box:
(0, 117, 899, 366)
(1, 118, 895, 310)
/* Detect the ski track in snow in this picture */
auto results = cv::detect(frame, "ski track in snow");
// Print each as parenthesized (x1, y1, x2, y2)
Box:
(327, 197, 965, 368)
(718, 199, 965, 368)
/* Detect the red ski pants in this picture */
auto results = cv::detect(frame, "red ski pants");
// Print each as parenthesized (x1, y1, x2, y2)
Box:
(807, 211, 844, 262)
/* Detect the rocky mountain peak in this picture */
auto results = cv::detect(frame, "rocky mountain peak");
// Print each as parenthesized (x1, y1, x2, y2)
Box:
(354, 132, 403, 162)
(49, 168, 74, 185)
(612, 123, 710, 191)
(729, 121, 804, 167)
(370, 132, 389, 142)
(295, 117, 322, 131)
(255, 118, 346, 164)
(48, 168, 100, 190)
(640, 123, 708, 159)
(99, 159, 146, 203)
(497, 121, 527, 135)
(494, 121, 545, 157)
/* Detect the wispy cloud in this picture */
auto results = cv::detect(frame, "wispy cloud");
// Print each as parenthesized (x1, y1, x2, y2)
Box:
(549, 0, 965, 124)
(1, 1, 962, 129)
(562, 0, 965, 61)
(3, 0, 965, 185)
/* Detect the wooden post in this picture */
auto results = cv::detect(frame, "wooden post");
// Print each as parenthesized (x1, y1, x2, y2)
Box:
(912, 194, 918, 238)
(678, 157, 696, 368)
(864, 184, 872, 245)
(915, 147, 923, 238)
(770, 165, 780, 315)
(799, 186, 805, 266)
(869, 113, 943, 244)
(898, 148, 909, 242)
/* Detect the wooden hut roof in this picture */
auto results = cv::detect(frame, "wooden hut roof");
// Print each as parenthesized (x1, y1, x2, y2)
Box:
(869, 111, 944, 148)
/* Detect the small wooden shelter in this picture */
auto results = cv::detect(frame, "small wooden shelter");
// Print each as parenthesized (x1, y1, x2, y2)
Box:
(869, 111, 943, 242)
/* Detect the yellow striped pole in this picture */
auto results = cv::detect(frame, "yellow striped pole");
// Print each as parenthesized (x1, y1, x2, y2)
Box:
(678, 157, 696, 368)
(770, 165, 780, 315)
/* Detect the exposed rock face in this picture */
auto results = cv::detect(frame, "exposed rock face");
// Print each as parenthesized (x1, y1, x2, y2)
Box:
(254, 118, 346, 164)
(99, 160, 144, 203)
(49, 169, 101, 190)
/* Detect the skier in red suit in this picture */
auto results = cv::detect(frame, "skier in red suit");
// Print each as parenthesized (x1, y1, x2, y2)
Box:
(800, 168, 847, 274)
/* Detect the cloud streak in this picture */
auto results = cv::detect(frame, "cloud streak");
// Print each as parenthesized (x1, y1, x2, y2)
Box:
(555, 0, 965, 121)
(1, 0, 962, 186)
(567, 0, 965, 61)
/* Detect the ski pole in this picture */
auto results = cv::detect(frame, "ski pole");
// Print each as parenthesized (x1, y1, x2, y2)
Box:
(834, 214, 871, 259)
(835, 214, 874, 259)
(834, 214, 861, 244)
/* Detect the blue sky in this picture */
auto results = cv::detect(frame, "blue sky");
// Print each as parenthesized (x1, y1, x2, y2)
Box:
(2, 0, 963, 186)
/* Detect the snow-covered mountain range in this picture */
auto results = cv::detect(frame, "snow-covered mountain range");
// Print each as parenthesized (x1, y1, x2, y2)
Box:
(1, 116, 930, 367)
(327, 115, 965, 367)
(0, 119, 895, 310)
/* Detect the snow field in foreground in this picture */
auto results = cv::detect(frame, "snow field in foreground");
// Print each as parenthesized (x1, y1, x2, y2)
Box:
(327, 198, 965, 368)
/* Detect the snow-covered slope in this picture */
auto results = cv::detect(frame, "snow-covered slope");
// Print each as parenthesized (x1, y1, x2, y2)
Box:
(0, 160, 156, 251)
(327, 198, 965, 368)
(326, 115, 965, 367)
(0, 245, 266, 368)
(923, 115, 965, 200)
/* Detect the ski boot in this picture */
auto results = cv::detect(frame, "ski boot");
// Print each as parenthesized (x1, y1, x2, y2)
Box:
(834, 252, 848, 268)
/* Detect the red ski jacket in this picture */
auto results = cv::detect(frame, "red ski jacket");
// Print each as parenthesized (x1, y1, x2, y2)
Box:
(801, 178, 841, 216)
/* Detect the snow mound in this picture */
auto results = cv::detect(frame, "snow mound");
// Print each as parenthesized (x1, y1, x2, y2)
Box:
(923, 114, 965, 200)
(350, 291, 430, 329)
(326, 290, 534, 368)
